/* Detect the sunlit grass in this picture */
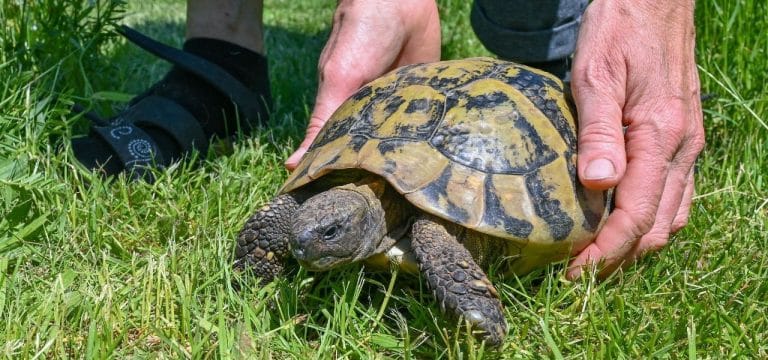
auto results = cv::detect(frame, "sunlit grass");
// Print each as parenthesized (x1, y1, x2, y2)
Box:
(0, 0, 766, 358)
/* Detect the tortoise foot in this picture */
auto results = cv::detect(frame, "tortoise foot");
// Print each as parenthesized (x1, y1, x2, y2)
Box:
(411, 215, 508, 347)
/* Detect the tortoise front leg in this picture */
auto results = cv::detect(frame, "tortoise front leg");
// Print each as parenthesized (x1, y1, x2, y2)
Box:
(411, 215, 507, 347)
(234, 193, 301, 283)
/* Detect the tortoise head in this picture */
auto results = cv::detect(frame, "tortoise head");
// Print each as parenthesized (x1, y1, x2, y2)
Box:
(290, 182, 387, 271)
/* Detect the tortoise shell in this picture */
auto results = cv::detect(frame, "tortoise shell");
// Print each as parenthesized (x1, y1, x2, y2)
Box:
(283, 58, 609, 270)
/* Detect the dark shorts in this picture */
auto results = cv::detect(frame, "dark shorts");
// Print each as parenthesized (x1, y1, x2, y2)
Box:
(471, 0, 588, 63)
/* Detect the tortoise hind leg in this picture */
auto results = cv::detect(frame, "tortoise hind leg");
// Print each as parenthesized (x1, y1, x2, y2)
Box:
(234, 193, 301, 283)
(411, 215, 507, 347)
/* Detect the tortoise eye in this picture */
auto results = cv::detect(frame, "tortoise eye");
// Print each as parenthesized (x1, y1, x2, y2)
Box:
(323, 225, 340, 240)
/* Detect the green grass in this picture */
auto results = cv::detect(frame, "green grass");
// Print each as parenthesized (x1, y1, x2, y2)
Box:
(1, 0, 766, 358)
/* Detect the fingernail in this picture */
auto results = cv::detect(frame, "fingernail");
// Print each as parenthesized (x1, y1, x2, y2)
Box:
(584, 158, 616, 180)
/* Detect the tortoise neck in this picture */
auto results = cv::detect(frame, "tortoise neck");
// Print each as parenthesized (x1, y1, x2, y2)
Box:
(342, 176, 415, 259)
(355, 176, 414, 255)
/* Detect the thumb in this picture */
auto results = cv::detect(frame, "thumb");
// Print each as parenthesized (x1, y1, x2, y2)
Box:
(284, 106, 336, 171)
(572, 82, 627, 190)
(284, 77, 357, 171)
(284, 118, 323, 171)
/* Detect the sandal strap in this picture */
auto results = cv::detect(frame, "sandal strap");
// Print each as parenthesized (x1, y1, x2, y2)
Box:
(116, 95, 209, 155)
(92, 124, 165, 181)
(117, 25, 266, 131)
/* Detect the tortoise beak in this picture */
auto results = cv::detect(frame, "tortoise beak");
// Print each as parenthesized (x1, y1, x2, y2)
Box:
(292, 229, 327, 265)
(293, 229, 313, 248)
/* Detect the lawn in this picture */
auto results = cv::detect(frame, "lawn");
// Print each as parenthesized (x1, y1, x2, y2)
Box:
(1, 0, 766, 358)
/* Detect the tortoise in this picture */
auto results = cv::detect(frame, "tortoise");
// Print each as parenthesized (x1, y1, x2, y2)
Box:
(234, 57, 610, 346)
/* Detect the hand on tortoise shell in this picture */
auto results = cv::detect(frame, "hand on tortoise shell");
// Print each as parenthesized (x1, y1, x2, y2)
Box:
(567, 0, 705, 279)
(285, 0, 441, 170)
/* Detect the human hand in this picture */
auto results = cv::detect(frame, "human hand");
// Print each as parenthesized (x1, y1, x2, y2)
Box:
(285, 0, 441, 170)
(567, 0, 705, 279)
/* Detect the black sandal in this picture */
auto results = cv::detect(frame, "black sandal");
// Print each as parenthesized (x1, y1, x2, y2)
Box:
(71, 26, 271, 181)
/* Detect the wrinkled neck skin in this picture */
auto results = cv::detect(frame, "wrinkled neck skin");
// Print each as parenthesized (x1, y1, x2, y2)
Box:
(290, 177, 412, 271)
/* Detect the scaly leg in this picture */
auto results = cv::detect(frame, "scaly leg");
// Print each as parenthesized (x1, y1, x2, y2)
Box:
(411, 215, 507, 346)
(234, 193, 300, 283)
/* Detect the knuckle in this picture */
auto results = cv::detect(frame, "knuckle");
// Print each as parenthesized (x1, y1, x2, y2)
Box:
(317, 60, 344, 83)
(306, 116, 328, 133)
(307, 121, 325, 133)
(649, 97, 706, 161)
(673, 115, 706, 165)
(662, 118, 688, 140)
(318, 59, 367, 91)
(630, 98, 701, 157)
(571, 65, 606, 94)
(651, 99, 688, 130)
(687, 130, 706, 155)
(579, 121, 622, 148)
(626, 205, 658, 237)
(571, 57, 624, 96)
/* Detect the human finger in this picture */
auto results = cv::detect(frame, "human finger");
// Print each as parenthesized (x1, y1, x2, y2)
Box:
(567, 118, 669, 279)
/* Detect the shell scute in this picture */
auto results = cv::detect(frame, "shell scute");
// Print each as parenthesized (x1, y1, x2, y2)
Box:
(432, 77, 566, 175)
(405, 161, 487, 227)
(350, 85, 444, 142)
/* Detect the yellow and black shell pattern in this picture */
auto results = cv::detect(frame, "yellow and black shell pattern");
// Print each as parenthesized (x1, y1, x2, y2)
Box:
(283, 58, 610, 267)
